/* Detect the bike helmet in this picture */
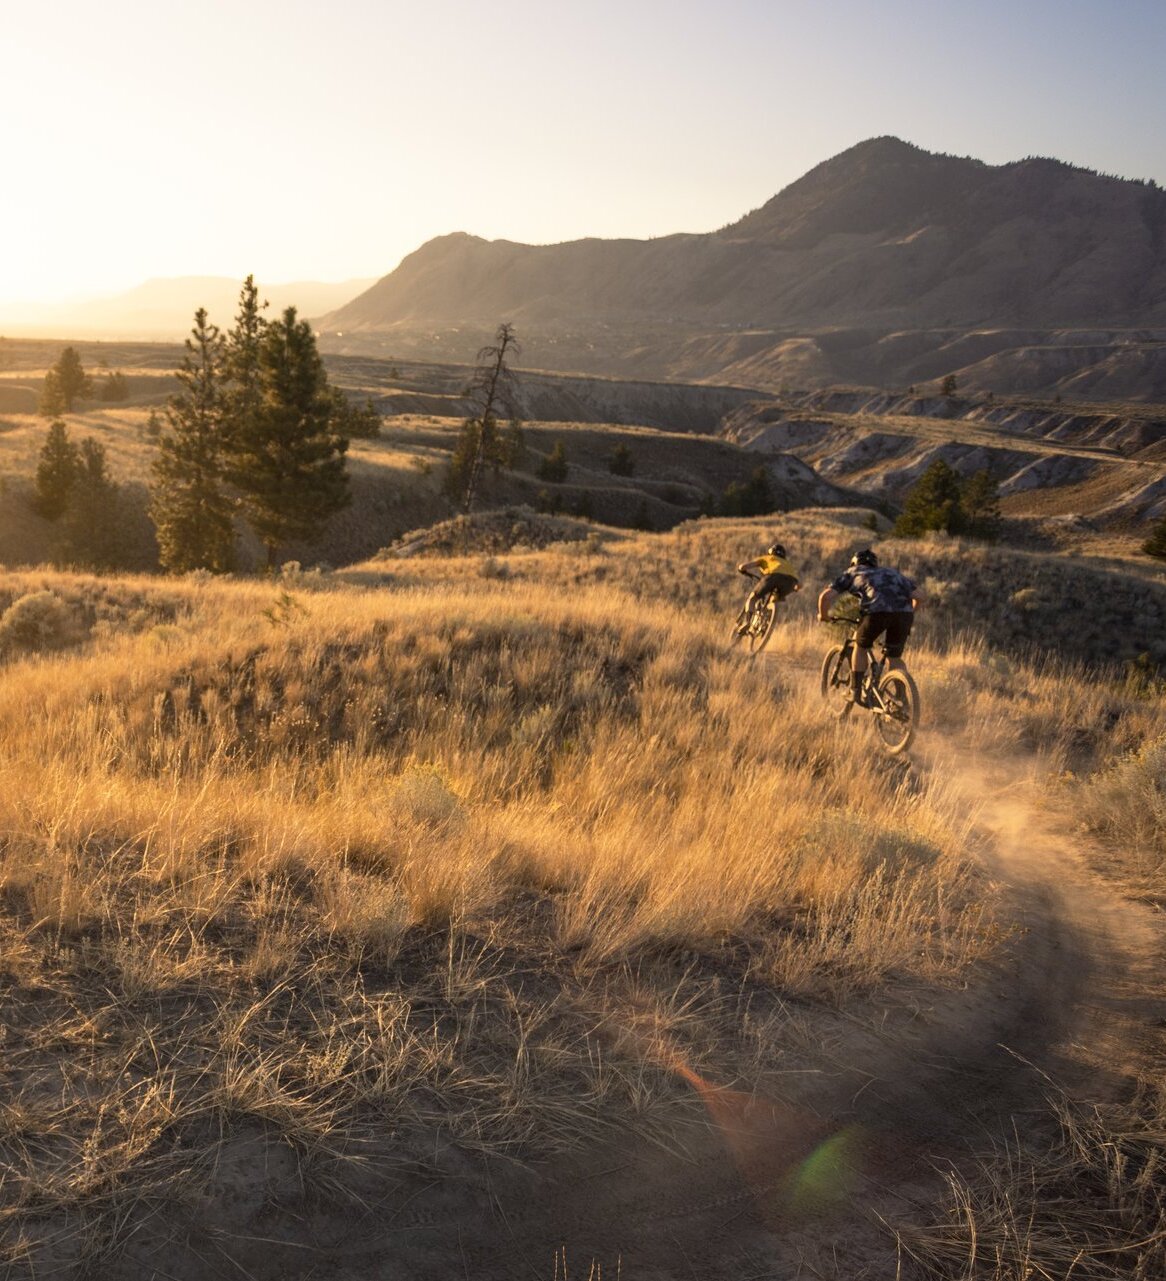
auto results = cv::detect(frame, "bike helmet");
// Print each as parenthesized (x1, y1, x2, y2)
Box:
(850, 548, 878, 569)
(767, 542, 787, 558)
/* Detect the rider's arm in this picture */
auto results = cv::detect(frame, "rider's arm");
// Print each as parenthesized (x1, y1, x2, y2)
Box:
(817, 586, 837, 621)
(738, 558, 763, 577)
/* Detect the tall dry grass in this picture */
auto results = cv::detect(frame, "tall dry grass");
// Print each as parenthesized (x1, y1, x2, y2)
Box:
(2, 510, 1165, 1275)
(901, 1080, 1166, 1280)
(0, 559, 993, 1272)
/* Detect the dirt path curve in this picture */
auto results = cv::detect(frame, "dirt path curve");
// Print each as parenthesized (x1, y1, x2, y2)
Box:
(504, 732, 1166, 1279)
(317, 674, 1166, 1281)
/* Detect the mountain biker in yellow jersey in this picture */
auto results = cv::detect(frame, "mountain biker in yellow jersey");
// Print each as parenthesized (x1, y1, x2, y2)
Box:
(816, 548, 921, 704)
(736, 542, 800, 632)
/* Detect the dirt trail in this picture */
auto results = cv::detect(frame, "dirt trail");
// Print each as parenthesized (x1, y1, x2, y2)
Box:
(78, 696, 1165, 1281)
(288, 726, 1166, 1281)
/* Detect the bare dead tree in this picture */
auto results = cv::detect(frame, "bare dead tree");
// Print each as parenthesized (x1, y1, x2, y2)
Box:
(455, 323, 523, 515)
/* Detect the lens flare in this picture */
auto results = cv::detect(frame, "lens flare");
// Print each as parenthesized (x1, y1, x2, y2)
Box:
(670, 1055, 865, 1223)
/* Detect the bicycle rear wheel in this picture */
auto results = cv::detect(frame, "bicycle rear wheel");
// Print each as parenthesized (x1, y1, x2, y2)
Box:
(820, 645, 854, 719)
(873, 669, 919, 754)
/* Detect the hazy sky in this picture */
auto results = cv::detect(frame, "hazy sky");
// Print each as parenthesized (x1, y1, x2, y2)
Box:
(3, 0, 1164, 304)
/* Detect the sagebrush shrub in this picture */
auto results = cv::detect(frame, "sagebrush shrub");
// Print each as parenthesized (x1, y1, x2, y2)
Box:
(0, 591, 71, 654)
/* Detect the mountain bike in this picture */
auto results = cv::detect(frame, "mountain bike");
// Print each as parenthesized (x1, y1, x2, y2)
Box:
(732, 591, 779, 655)
(819, 618, 920, 754)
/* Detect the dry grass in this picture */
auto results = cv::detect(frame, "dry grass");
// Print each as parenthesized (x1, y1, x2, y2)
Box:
(901, 1080, 1166, 1280)
(0, 553, 993, 1273)
(1073, 737, 1166, 900)
(2, 510, 1166, 1275)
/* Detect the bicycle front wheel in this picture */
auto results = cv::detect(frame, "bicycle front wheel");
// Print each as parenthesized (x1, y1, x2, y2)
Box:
(874, 669, 919, 754)
(748, 598, 778, 655)
(731, 607, 750, 648)
(820, 645, 854, 719)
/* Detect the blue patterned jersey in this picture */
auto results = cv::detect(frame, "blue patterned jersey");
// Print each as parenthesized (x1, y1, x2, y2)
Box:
(831, 565, 916, 614)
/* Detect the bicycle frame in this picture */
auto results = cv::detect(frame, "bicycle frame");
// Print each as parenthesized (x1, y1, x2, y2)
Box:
(821, 616, 920, 754)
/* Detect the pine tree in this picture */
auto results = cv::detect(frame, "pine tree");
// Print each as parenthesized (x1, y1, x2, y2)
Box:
(34, 419, 80, 519)
(150, 308, 236, 573)
(960, 468, 1001, 539)
(1143, 515, 1166, 561)
(99, 371, 130, 402)
(719, 466, 773, 517)
(230, 306, 349, 568)
(39, 369, 66, 416)
(328, 388, 381, 438)
(608, 443, 635, 476)
(223, 275, 268, 456)
(893, 459, 966, 536)
(538, 441, 568, 482)
(46, 347, 91, 412)
(58, 437, 123, 569)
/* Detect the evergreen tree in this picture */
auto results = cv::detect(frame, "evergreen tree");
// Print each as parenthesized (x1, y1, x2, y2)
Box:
(538, 441, 568, 483)
(940, 373, 958, 398)
(46, 347, 92, 412)
(223, 275, 268, 457)
(608, 443, 635, 476)
(719, 466, 773, 517)
(34, 419, 80, 519)
(960, 468, 1001, 539)
(39, 369, 66, 417)
(99, 371, 130, 402)
(328, 388, 381, 438)
(1143, 515, 1166, 561)
(230, 306, 350, 568)
(58, 437, 123, 569)
(150, 308, 236, 573)
(893, 459, 966, 536)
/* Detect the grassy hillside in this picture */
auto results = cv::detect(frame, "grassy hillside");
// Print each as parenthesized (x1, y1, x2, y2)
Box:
(2, 510, 1165, 1276)
(371, 507, 1166, 670)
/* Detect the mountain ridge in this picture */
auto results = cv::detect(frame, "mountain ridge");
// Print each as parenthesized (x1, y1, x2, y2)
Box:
(319, 138, 1166, 396)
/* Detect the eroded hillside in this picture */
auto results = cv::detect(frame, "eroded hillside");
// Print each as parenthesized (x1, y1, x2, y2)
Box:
(724, 391, 1166, 525)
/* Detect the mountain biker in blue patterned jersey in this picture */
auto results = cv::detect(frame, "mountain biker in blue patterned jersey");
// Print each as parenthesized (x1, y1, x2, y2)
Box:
(817, 549, 921, 705)
(736, 542, 800, 632)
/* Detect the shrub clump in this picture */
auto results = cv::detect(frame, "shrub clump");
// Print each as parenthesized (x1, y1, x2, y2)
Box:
(0, 591, 72, 655)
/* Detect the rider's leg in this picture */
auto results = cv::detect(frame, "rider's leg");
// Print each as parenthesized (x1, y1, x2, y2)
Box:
(737, 584, 766, 632)
(883, 613, 914, 672)
(749, 572, 785, 611)
(850, 645, 871, 703)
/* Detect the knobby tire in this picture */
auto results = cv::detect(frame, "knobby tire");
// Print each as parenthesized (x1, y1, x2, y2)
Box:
(820, 644, 854, 720)
(874, 669, 919, 754)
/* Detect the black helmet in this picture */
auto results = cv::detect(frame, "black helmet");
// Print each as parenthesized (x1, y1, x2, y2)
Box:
(850, 548, 878, 569)
(767, 542, 787, 558)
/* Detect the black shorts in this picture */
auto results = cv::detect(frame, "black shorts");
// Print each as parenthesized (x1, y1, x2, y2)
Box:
(756, 572, 799, 601)
(855, 611, 913, 658)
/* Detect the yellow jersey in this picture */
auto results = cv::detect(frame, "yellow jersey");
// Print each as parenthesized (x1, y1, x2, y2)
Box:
(755, 554, 797, 579)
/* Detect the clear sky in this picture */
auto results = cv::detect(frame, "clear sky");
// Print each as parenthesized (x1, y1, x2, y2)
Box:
(2, 0, 1164, 304)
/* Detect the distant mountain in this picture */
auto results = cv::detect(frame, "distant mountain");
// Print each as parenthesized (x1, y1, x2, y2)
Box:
(0, 276, 376, 340)
(318, 138, 1166, 398)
